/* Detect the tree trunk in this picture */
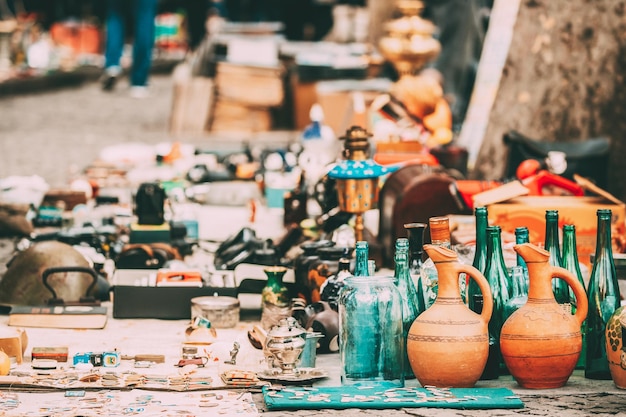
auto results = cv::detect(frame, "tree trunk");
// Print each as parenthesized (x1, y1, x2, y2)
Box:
(466, 0, 626, 200)
(367, 0, 395, 45)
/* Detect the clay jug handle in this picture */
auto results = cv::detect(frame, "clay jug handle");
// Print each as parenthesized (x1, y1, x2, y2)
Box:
(456, 264, 493, 323)
(551, 266, 588, 326)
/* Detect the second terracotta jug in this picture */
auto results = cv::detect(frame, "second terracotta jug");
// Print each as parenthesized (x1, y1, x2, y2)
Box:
(407, 245, 493, 388)
(500, 243, 588, 389)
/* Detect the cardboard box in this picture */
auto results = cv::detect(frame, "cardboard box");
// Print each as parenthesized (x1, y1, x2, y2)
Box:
(111, 269, 237, 319)
(487, 195, 626, 268)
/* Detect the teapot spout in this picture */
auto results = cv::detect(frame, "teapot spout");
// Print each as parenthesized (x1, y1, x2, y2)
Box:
(513, 242, 549, 264)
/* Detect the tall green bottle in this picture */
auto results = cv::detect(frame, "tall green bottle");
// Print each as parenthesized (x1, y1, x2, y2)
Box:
(405, 223, 427, 313)
(585, 209, 622, 379)
(468, 207, 488, 313)
(394, 238, 421, 379)
(562, 224, 587, 369)
(545, 210, 569, 304)
(482, 226, 512, 378)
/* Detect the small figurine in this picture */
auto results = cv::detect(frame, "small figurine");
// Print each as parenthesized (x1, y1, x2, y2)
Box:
(224, 342, 240, 365)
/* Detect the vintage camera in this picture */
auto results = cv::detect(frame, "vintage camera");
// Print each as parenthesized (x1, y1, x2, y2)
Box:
(135, 182, 165, 225)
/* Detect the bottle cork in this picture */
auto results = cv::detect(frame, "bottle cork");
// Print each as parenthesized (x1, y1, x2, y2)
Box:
(429, 216, 450, 244)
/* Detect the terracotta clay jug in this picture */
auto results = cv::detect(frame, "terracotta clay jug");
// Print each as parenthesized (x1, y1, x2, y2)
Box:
(407, 245, 493, 388)
(500, 243, 588, 389)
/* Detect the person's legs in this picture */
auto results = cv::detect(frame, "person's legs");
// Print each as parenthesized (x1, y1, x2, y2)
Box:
(102, 0, 126, 90)
(104, 0, 125, 74)
(130, 0, 158, 88)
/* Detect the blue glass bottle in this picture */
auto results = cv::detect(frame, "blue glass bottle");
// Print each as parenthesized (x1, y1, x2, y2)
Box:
(394, 238, 421, 379)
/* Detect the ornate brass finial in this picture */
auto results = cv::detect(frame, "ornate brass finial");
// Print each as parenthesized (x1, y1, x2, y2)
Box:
(340, 125, 372, 161)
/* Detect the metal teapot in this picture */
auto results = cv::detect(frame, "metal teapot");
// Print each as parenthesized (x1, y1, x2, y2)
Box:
(265, 317, 306, 374)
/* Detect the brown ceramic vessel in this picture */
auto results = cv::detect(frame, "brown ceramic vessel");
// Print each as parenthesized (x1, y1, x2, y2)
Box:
(407, 245, 493, 387)
(500, 243, 588, 389)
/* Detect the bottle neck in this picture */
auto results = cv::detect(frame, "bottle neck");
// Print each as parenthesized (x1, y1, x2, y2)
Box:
(338, 259, 351, 273)
(394, 249, 410, 278)
(486, 229, 507, 273)
(473, 209, 488, 272)
(510, 266, 528, 298)
(515, 228, 529, 268)
(405, 223, 426, 267)
(594, 215, 614, 260)
(545, 216, 562, 266)
(354, 242, 369, 276)
(545, 219, 560, 247)
(562, 228, 578, 259)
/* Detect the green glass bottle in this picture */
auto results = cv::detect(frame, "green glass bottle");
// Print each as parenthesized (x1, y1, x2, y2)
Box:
(502, 265, 528, 323)
(585, 209, 622, 379)
(354, 241, 369, 276)
(545, 210, 569, 304)
(515, 226, 530, 281)
(483, 225, 512, 375)
(562, 224, 587, 369)
(468, 206, 488, 312)
(394, 238, 422, 379)
(405, 222, 427, 313)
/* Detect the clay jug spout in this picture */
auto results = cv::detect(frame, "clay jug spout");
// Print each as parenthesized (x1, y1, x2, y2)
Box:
(513, 242, 549, 264)
(423, 244, 457, 262)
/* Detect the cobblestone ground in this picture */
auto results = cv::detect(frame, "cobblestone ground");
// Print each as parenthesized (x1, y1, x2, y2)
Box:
(2, 74, 626, 416)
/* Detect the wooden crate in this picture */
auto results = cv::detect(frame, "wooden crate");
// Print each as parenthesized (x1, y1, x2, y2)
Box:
(215, 61, 285, 107)
(210, 98, 273, 132)
(169, 76, 215, 136)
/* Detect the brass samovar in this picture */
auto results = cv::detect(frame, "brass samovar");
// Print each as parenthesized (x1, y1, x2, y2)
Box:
(378, 0, 440, 77)
(328, 126, 391, 242)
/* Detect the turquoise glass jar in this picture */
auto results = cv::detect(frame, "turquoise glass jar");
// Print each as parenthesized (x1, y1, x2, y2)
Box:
(339, 275, 404, 387)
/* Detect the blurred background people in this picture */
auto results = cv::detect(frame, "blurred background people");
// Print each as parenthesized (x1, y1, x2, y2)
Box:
(101, 0, 158, 98)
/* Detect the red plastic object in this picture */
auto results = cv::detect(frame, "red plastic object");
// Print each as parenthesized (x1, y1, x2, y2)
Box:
(455, 180, 503, 210)
(522, 171, 584, 196)
(516, 159, 543, 180)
